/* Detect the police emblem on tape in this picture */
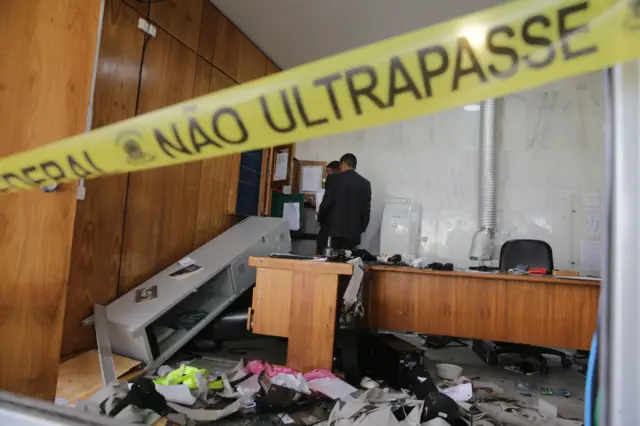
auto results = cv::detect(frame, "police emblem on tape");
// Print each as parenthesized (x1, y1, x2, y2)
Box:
(115, 130, 155, 165)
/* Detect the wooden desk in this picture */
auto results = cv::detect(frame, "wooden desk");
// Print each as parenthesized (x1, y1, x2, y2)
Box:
(248, 259, 600, 371)
(247, 257, 353, 372)
(368, 266, 599, 350)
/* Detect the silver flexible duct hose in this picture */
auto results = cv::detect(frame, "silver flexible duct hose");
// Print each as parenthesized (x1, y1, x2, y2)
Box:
(480, 99, 497, 230)
(469, 99, 498, 261)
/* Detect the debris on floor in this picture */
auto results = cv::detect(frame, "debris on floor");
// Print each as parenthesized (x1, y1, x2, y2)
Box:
(64, 351, 584, 426)
(55, 349, 141, 406)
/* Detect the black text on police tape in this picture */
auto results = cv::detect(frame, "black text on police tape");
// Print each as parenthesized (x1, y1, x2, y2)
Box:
(0, 151, 104, 191)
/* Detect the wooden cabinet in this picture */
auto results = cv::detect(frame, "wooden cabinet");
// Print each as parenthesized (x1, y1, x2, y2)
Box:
(248, 257, 353, 371)
(250, 268, 292, 337)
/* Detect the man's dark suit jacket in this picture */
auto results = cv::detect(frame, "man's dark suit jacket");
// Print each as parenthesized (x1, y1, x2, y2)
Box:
(318, 169, 371, 246)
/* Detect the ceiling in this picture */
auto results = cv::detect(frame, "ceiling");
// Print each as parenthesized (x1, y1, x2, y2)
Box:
(211, 0, 507, 69)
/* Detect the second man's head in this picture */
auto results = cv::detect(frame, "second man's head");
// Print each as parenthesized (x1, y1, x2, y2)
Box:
(339, 153, 357, 172)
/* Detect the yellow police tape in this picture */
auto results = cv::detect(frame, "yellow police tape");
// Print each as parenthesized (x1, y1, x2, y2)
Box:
(1, 0, 639, 193)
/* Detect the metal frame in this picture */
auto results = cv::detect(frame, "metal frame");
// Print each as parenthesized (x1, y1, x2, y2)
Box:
(603, 60, 640, 426)
(0, 391, 118, 426)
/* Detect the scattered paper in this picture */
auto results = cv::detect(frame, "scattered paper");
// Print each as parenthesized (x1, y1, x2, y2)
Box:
(301, 165, 323, 193)
(154, 384, 196, 406)
(440, 382, 472, 402)
(343, 258, 364, 312)
(538, 398, 558, 418)
(274, 152, 289, 181)
(279, 413, 295, 424)
(167, 399, 242, 422)
(270, 373, 310, 394)
(236, 374, 261, 397)
(580, 240, 602, 271)
(283, 202, 300, 231)
(308, 378, 357, 400)
(178, 256, 195, 267)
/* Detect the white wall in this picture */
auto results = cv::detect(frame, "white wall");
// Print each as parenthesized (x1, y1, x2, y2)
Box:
(295, 72, 604, 271)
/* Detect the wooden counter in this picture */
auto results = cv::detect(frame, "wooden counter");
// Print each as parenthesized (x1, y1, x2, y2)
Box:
(368, 266, 599, 350)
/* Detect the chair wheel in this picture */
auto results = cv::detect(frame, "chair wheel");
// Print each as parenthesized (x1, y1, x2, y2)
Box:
(561, 358, 573, 369)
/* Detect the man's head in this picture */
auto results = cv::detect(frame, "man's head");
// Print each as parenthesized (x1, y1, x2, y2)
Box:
(327, 161, 340, 175)
(339, 153, 357, 172)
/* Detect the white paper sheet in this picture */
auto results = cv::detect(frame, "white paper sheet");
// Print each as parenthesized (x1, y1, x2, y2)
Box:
(167, 399, 242, 422)
(270, 372, 310, 394)
(274, 152, 289, 181)
(315, 189, 325, 214)
(178, 256, 195, 267)
(301, 165, 323, 193)
(155, 384, 197, 406)
(538, 398, 557, 418)
(308, 378, 357, 400)
(580, 240, 602, 271)
(440, 382, 472, 402)
(283, 202, 300, 231)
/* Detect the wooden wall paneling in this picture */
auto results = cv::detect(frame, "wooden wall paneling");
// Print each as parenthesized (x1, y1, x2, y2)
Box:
(119, 27, 200, 294)
(122, 0, 148, 16)
(227, 154, 242, 214)
(194, 67, 238, 247)
(149, 0, 203, 52)
(258, 148, 273, 216)
(0, 0, 101, 400)
(197, 0, 220, 62)
(193, 57, 212, 97)
(62, 0, 145, 357)
(222, 46, 242, 215)
(212, 12, 240, 78)
(236, 33, 267, 83)
(265, 59, 280, 75)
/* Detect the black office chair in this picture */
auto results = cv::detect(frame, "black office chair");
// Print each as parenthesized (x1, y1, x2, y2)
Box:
(472, 239, 572, 373)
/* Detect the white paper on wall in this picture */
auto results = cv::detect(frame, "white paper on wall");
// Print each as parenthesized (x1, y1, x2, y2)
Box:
(580, 240, 601, 272)
(283, 202, 300, 231)
(274, 152, 289, 181)
(301, 165, 323, 193)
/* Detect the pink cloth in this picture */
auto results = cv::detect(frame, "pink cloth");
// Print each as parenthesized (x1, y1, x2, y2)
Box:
(244, 360, 299, 378)
(303, 369, 336, 381)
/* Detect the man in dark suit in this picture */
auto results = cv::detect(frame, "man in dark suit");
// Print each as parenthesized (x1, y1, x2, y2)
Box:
(316, 161, 341, 254)
(318, 153, 371, 251)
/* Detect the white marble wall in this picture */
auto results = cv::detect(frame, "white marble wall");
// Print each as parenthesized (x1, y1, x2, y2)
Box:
(295, 72, 605, 270)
